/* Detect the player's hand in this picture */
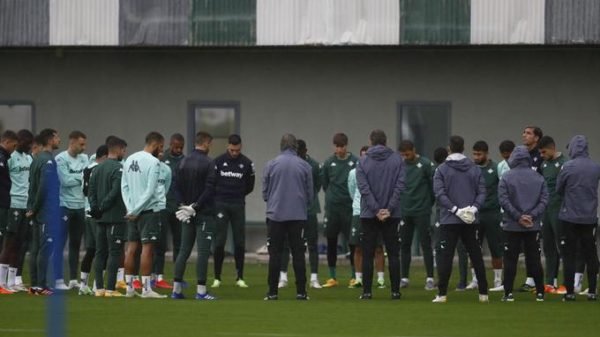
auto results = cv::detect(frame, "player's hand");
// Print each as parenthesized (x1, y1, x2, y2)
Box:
(518, 215, 533, 228)
(26, 210, 33, 218)
(90, 208, 103, 220)
(124, 214, 138, 222)
(456, 207, 475, 224)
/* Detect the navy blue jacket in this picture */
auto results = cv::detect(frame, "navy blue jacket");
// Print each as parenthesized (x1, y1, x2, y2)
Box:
(262, 149, 313, 222)
(356, 145, 405, 218)
(498, 146, 548, 231)
(557, 135, 600, 225)
(214, 152, 255, 204)
(175, 149, 215, 215)
(433, 153, 486, 225)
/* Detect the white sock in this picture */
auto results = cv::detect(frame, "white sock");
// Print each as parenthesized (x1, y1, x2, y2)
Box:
(141, 276, 151, 292)
(0, 264, 8, 286)
(377, 272, 385, 281)
(7, 267, 17, 287)
(471, 268, 478, 283)
(80, 272, 89, 287)
(158, 274, 164, 282)
(173, 282, 182, 294)
(553, 278, 558, 287)
(117, 268, 125, 282)
(151, 273, 157, 281)
(280, 271, 288, 282)
(575, 273, 583, 287)
(526, 277, 535, 286)
(355, 272, 363, 281)
(125, 275, 134, 291)
(426, 277, 434, 282)
(134, 275, 140, 281)
(197, 285, 206, 295)
(15, 275, 23, 285)
(493, 269, 502, 282)
(310, 273, 318, 282)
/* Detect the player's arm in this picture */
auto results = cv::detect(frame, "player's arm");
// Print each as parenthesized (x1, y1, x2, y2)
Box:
(88, 168, 99, 211)
(57, 155, 82, 187)
(262, 161, 272, 202)
(120, 163, 133, 214)
(433, 167, 455, 211)
(386, 160, 406, 213)
(101, 166, 123, 211)
(193, 161, 215, 211)
(529, 182, 549, 219)
(163, 164, 172, 193)
(305, 163, 314, 207)
(320, 160, 329, 191)
(356, 160, 380, 214)
(497, 177, 520, 221)
(244, 159, 255, 196)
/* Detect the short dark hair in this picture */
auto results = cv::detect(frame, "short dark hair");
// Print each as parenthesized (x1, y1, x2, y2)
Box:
(104, 135, 118, 145)
(170, 133, 184, 143)
(96, 145, 109, 158)
(33, 134, 44, 146)
(359, 145, 369, 154)
(499, 140, 516, 153)
(525, 126, 543, 141)
(69, 130, 86, 140)
(1, 130, 18, 142)
(538, 136, 555, 149)
(472, 140, 489, 152)
(38, 128, 57, 146)
(17, 129, 33, 143)
(228, 134, 242, 146)
(433, 147, 448, 164)
(195, 131, 212, 146)
(449, 135, 464, 154)
(398, 140, 414, 152)
(369, 129, 387, 146)
(297, 139, 307, 153)
(333, 133, 348, 147)
(107, 137, 127, 150)
(145, 131, 164, 145)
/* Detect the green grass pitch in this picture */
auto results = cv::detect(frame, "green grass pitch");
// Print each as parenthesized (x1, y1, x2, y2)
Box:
(0, 261, 598, 337)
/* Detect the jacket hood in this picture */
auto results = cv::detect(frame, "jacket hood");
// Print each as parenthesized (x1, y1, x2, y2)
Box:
(568, 135, 589, 159)
(366, 145, 393, 161)
(508, 146, 532, 169)
(445, 153, 473, 172)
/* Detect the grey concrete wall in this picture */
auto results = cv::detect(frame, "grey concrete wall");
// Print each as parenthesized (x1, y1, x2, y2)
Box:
(1, 47, 599, 231)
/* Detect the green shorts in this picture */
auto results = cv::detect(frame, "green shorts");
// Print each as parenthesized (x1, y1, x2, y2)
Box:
(479, 210, 503, 258)
(128, 211, 161, 244)
(6, 208, 27, 233)
(85, 217, 98, 249)
(0, 208, 8, 234)
(349, 215, 361, 245)
(324, 205, 352, 239)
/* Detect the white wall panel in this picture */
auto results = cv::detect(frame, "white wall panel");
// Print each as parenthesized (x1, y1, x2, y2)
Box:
(471, 0, 545, 44)
(50, 0, 119, 45)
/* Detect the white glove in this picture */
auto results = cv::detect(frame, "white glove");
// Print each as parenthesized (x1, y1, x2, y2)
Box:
(467, 206, 478, 214)
(176, 204, 196, 223)
(456, 207, 475, 224)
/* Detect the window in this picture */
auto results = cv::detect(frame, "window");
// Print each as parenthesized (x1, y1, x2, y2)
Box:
(0, 101, 35, 133)
(187, 101, 240, 154)
(397, 102, 451, 159)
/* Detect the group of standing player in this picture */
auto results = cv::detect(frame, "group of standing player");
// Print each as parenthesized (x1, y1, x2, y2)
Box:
(0, 125, 597, 302)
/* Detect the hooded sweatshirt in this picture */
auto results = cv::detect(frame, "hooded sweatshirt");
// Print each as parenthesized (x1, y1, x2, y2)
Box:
(356, 145, 405, 218)
(433, 153, 486, 225)
(556, 135, 600, 225)
(498, 146, 548, 231)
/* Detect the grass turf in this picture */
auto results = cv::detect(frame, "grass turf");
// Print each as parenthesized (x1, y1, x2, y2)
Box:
(0, 261, 598, 337)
